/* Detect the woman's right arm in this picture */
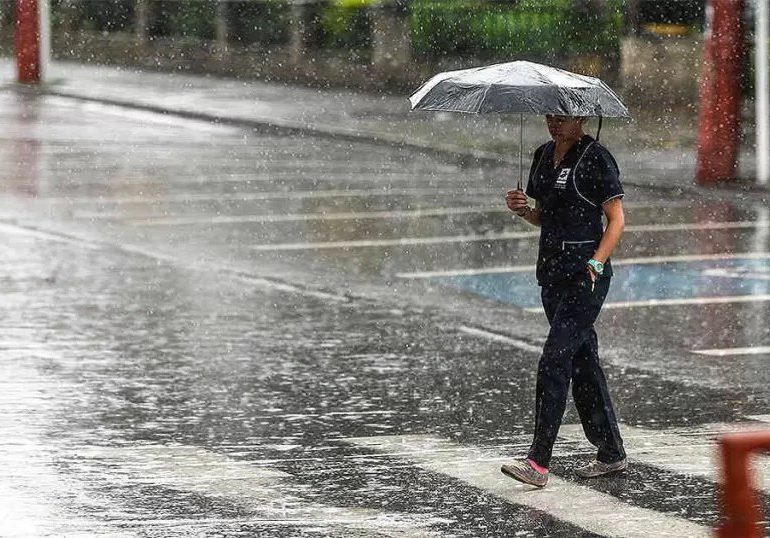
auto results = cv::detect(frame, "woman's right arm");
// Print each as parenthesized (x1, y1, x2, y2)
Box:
(505, 190, 541, 227)
(506, 144, 546, 226)
(519, 201, 542, 227)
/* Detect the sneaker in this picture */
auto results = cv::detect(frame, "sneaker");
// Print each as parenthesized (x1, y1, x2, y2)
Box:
(501, 459, 548, 487)
(575, 458, 628, 478)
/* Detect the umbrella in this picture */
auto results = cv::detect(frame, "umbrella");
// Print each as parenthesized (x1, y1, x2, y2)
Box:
(409, 60, 631, 189)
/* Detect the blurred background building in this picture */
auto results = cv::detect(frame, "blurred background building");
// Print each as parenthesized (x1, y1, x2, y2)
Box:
(0, 0, 745, 109)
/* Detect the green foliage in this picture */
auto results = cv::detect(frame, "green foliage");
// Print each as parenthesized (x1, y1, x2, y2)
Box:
(44, 0, 626, 62)
(333, 0, 376, 7)
(227, 0, 291, 46)
(51, 0, 134, 33)
(0, 0, 13, 28)
(321, 4, 372, 50)
(150, 0, 217, 40)
(410, 0, 624, 60)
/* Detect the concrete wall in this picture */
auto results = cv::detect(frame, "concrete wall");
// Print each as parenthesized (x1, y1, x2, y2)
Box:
(621, 35, 703, 106)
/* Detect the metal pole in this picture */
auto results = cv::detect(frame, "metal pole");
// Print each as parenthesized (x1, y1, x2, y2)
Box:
(38, 0, 50, 82)
(757, 0, 769, 185)
(15, 0, 41, 83)
(518, 114, 524, 190)
(215, 0, 228, 52)
(696, 0, 745, 184)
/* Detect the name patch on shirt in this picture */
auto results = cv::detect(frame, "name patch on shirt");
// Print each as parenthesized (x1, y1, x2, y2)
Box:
(555, 168, 571, 189)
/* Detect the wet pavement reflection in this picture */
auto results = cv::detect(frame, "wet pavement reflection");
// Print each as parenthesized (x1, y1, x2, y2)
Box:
(0, 91, 769, 536)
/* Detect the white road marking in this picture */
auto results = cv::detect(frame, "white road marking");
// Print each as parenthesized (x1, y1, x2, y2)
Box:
(40, 191, 691, 208)
(559, 423, 770, 490)
(458, 326, 542, 353)
(691, 346, 770, 356)
(0, 222, 351, 303)
(702, 268, 770, 280)
(71, 198, 693, 222)
(0, 222, 102, 249)
(396, 252, 770, 279)
(36, 188, 499, 205)
(47, 96, 242, 134)
(113, 246, 352, 302)
(253, 230, 540, 251)
(90, 443, 446, 537)
(231, 272, 351, 303)
(523, 294, 770, 312)
(107, 244, 353, 302)
(248, 409, 399, 421)
(345, 434, 709, 538)
(626, 220, 769, 233)
(122, 205, 505, 226)
(547, 294, 770, 312)
(251, 220, 770, 252)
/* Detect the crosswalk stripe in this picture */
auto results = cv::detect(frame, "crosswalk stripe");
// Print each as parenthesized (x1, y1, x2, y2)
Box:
(345, 434, 710, 538)
(691, 345, 770, 356)
(93, 205, 507, 226)
(252, 220, 770, 252)
(252, 230, 539, 251)
(524, 294, 770, 312)
(559, 422, 770, 489)
(34, 187, 499, 205)
(90, 443, 445, 537)
(396, 252, 770, 279)
(458, 326, 542, 353)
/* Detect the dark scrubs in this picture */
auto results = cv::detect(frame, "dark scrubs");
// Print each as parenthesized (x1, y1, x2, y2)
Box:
(524, 134, 626, 468)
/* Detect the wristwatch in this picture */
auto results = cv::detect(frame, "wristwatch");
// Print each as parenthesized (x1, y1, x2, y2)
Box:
(587, 258, 604, 275)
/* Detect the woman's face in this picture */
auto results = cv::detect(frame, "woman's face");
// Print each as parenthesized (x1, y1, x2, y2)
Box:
(545, 115, 584, 140)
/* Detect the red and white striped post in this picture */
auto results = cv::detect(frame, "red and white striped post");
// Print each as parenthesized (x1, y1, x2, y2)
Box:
(14, 0, 50, 84)
(695, 0, 745, 184)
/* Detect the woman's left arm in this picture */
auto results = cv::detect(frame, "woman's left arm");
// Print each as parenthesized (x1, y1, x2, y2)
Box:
(592, 198, 625, 264)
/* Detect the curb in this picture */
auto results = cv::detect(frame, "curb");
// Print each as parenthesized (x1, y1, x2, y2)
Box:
(46, 89, 509, 169)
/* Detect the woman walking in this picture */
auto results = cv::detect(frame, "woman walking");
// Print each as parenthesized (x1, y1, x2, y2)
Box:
(501, 114, 627, 488)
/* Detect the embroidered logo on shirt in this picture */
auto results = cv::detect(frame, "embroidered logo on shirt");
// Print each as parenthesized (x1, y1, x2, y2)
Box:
(555, 168, 571, 189)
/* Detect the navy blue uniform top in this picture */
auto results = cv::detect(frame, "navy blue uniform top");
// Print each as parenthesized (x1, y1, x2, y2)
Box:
(525, 135, 624, 286)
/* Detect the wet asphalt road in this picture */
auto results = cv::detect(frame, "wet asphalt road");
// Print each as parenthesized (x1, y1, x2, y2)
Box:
(1, 90, 770, 537)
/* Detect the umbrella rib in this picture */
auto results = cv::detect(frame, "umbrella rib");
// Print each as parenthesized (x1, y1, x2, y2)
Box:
(476, 83, 494, 114)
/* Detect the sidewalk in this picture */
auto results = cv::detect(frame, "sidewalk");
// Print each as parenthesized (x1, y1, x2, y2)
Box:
(1, 59, 762, 196)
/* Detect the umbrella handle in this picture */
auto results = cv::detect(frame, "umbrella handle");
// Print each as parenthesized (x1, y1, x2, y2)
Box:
(517, 114, 524, 191)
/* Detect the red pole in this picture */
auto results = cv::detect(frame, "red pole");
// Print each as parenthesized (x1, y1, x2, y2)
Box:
(715, 431, 770, 537)
(15, 0, 41, 84)
(696, 0, 745, 184)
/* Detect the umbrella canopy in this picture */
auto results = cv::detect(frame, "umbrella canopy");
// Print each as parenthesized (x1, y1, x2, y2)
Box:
(409, 60, 630, 118)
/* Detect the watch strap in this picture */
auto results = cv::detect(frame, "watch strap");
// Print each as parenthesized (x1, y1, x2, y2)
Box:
(587, 258, 604, 274)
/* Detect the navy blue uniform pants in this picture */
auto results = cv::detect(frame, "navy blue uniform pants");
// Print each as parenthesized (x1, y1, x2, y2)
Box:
(527, 274, 625, 469)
